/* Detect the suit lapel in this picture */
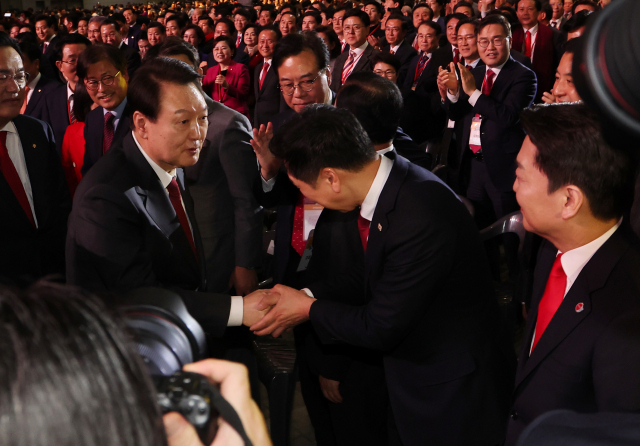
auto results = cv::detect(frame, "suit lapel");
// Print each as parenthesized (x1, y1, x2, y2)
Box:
(489, 57, 515, 99)
(353, 45, 374, 72)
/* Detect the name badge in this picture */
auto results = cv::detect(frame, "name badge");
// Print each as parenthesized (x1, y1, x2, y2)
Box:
(297, 229, 315, 272)
(469, 116, 482, 147)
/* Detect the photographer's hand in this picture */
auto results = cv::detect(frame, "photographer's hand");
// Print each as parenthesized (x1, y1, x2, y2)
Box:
(164, 359, 272, 446)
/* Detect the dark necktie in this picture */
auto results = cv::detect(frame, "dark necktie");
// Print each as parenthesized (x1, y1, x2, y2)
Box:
(68, 93, 76, 124)
(531, 253, 567, 352)
(166, 177, 198, 260)
(102, 112, 115, 154)
(453, 47, 460, 64)
(358, 214, 370, 252)
(0, 131, 36, 228)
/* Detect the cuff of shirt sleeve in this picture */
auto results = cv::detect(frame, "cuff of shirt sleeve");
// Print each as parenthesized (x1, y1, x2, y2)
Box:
(301, 288, 314, 298)
(227, 295, 244, 326)
(261, 174, 277, 193)
(469, 89, 482, 107)
(447, 89, 460, 103)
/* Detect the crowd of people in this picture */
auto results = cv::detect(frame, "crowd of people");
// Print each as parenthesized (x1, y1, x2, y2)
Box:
(1, 0, 639, 445)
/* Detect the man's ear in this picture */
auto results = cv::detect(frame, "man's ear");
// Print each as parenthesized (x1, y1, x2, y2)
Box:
(562, 185, 584, 220)
(55, 60, 63, 72)
(321, 167, 341, 193)
(132, 110, 149, 138)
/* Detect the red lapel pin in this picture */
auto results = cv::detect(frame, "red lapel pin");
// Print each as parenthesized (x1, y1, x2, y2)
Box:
(575, 302, 584, 313)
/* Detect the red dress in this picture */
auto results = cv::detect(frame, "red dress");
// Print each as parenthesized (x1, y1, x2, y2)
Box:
(202, 60, 251, 119)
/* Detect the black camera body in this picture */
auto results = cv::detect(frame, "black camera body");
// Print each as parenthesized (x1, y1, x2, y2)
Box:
(155, 371, 220, 445)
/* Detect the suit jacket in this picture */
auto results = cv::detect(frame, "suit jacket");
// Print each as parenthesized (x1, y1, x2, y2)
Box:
(0, 115, 71, 285)
(66, 132, 231, 337)
(41, 82, 71, 156)
(309, 153, 515, 446)
(184, 97, 262, 293)
(24, 74, 59, 121)
(330, 42, 379, 93)
(120, 42, 142, 77)
(122, 26, 141, 50)
(420, 42, 454, 95)
(40, 35, 60, 81)
(444, 56, 537, 193)
(202, 60, 250, 117)
(383, 39, 417, 86)
(505, 224, 640, 445)
(512, 24, 562, 101)
(253, 60, 282, 128)
(81, 103, 133, 175)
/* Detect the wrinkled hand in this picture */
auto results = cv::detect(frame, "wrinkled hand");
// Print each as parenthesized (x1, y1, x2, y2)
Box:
(458, 62, 477, 96)
(541, 91, 557, 104)
(249, 284, 315, 337)
(250, 123, 281, 181)
(230, 266, 258, 296)
(164, 359, 272, 446)
(367, 35, 381, 49)
(438, 63, 459, 96)
(319, 375, 343, 403)
(242, 289, 278, 327)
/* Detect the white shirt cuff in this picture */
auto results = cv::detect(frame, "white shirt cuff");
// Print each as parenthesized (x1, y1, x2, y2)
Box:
(227, 295, 244, 326)
(261, 174, 277, 192)
(301, 288, 314, 298)
(447, 89, 460, 103)
(469, 89, 482, 107)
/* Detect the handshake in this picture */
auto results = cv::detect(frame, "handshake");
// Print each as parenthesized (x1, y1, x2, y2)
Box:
(241, 285, 316, 337)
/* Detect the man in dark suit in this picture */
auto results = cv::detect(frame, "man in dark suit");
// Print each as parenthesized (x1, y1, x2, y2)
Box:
(100, 18, 141, 77)
(77, 43, 131, 176)
(506, 103, 640, 445)
(66, 57, 270, 337)
(34, 15, 60, 81)
(382, 13, 417, 86)
(253, 26, 282, 128)
(512, 0, 562, 101)
(441, 14, 536, 226)
(252, 105, 515, 446)
(42, 34, 91, 156)
(330, 9, 380, 93)
(114, 12, 142, 50)
(18, 40, 59, 121)
(0, 35, 71, 286)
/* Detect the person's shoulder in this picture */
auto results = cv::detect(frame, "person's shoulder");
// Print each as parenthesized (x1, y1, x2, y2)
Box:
(207, 100, 251, 130)
(505, 55, 536, 77)
(13, 114, 53, 139)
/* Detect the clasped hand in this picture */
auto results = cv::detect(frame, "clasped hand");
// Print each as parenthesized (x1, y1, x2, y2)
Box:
(437, 62, 478, 98)
(246, 284, 316, 337)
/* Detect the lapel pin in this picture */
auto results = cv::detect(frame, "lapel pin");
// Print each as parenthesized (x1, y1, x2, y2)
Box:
(378, 223, 382, 231)
(32, 144, 36, 148)
(38, 89, 42, 92)
(575, 302, 584, 313)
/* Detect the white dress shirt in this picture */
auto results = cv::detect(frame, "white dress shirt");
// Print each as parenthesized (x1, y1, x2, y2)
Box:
(522, 23, 539, 61)
(389, 40, 403, 54)
(1, 121, 38, 228)
(132, 133, 244, 327)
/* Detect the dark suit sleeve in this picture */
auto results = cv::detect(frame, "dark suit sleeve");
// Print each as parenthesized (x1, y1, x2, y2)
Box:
(218, 114, 263, 268)
(444, 91, 474, 122)
(309, 183, 459, 351)
(254, 168, 298, 209)
(125, 48, 141, 76)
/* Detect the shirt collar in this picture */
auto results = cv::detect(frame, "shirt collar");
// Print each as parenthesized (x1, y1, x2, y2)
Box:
(104, 97, 127, 117)
(523, 23, 539, 35)
(376, 143, 394, 156)
(360, 154, 394, 222)
(390, 40, 403, 52)
(351, 40, 369, 56)
(466, 57, 481, 68)
(486, 58, 508, 76)
(0, 121, 18, 134)
(132, 132, 177, 188)
(67, 82, 74, 100)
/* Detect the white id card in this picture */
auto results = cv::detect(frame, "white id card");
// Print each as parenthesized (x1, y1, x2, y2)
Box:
(303, 202, 324, 241)
(469, 116, 482, 147)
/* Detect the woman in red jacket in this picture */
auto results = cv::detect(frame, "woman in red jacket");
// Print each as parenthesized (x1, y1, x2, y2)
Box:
(202, 35, 250, 119)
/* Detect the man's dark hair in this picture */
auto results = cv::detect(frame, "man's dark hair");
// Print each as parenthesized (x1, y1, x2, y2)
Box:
(412, 3, 433, 19)
(215, 17, 235, 34)
(128, 56, 203, 122)
(364, 0, 383, 16)
(539, 2, 552, 21)
(101, 17, 123, 32)
(445, 12, 467, 27)
(344, 8, 370, 27)
(336, 70, 402, 145)
(71, 81, 95, 122)
(520, 103, 636, 221)
(478, 14, 512, 38)
(516, 0, 541, 10)
(456, 17, 479, 34)
(315, 25, 340, 59)
(562, 35, 581, 53)
(561, 9, 591, 33)
(0, 32, 22, 56)
(145, 35, 200, 66)
(65, 12, 82, 28)
(387, 13, 409, 32)
(302, 10, 322, 24)
(77, 42, 127, 80)
(148, 21, 166, 33)
(371, 50, 400, 73)
(54, 33, 91, 62)
(137, 15, 151, 27)
(33, 14, 56, 29)
(417, 20, 442, 35)
(198, 16, 215, 28)
(258, 24, 283, 41)
(571, 0, 598, 14)
(123, 6, 137, 15)
(454, 1, 474, 12)
(166, 15, 186, 29)
(18, 40, 41, 63)
(111, 12, 126, 24)
(234, 8, 251, 20)
(213, 34, 236, 56)
(260, 7, 277, 20)
(273, 31, 329, 71)
(270, 104, 377, 185)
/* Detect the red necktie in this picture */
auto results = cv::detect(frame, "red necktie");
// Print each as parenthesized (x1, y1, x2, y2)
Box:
(102, 112, 115, 154)
(482, 69, 495, 95)
(259, 60, 270, 90)
(453, 47, 460, 64)
(20, 86, 30, 115)
(166, 177, 198, 260)
(412, 34, 419, 51)
(342, 50, 357, 85)
(0, 131, 36, 228)
(236, 34, 241, 48)
(291, 192, 306, 256)
(524, 30, 532, 58)
(358, 214, 370, 252)
(531, 253, 567, 352)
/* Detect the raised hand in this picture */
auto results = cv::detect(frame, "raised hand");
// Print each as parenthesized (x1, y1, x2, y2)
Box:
(250, 123, 281, 181)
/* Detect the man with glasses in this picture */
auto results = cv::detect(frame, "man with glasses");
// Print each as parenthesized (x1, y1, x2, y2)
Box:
(100, 18, 142, 77)
(332, 6, 348, 52)
(440, 15, 536, 256)
(87, 16, 106, 44)
(330, 9, 379, 92)
(382, 13, 417, 86)
(0, 33, 71, 285)
(78, 44, 131, 175)
(42, 34, 90, 156)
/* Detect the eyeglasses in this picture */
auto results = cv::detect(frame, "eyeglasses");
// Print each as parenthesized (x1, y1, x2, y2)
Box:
(85, 71, 122, 91)
(478, 36, 509, 48)
(61, 57, 79, 65)
(343, 25, 364, 32)
(456, 35, 476, 43)
(279, 71, 323, 95)
(0, 71, 29, 86)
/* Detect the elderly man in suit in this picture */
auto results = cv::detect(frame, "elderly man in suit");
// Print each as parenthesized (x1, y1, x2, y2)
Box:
(506, 103, 640, 444)
(66, 57, 270, 337)
(251, 105, 515, 446)
(100, 18, 142, 77)
(78, 44, 131, 176)
(0, 34, 71, 286)
(330, 9, 380, 93)
(382, 13, 417, 86)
